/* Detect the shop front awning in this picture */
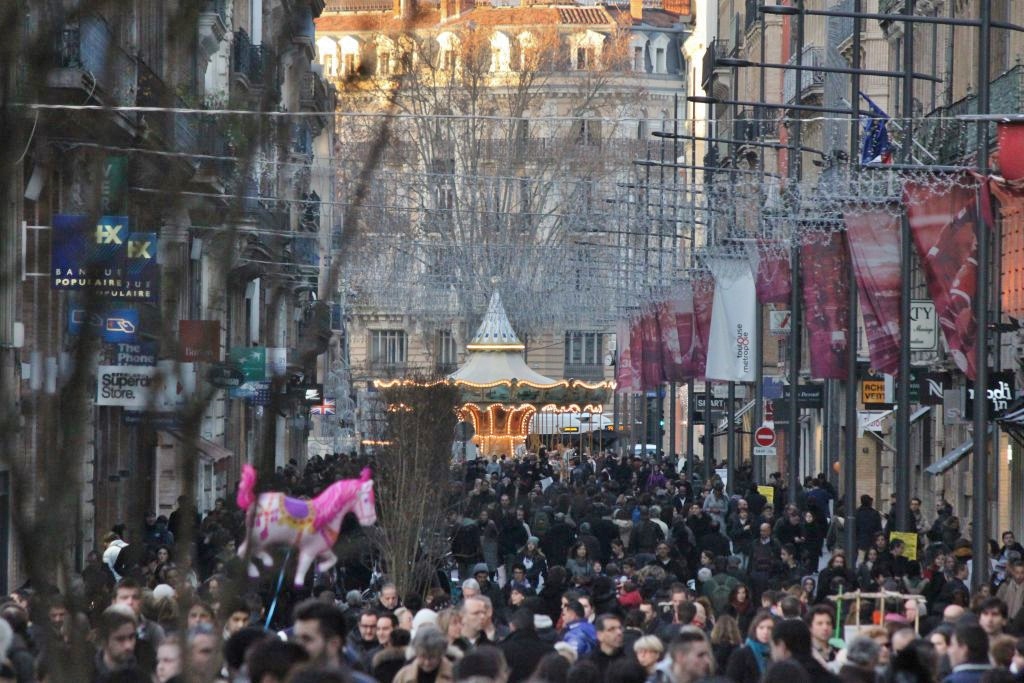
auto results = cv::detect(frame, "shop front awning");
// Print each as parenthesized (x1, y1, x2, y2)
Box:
(926, 425, 993, 476)
(165, 431, 234, 462)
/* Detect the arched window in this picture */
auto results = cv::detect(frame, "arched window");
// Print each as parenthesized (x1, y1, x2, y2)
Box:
(517, 31, 536, 71)
(570, 30, 605, 70)
(338, 36, 362, 77)
(650, 33, 671, 74)
(490, 31, 512, 72)
(375, 35, 396, 76)
(437, 31, 461, 72)
(629, 34, 649, 73)
(316, 37, 340, 77)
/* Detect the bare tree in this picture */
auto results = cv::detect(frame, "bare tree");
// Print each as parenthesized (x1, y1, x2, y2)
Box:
(369, 381, 460, 596)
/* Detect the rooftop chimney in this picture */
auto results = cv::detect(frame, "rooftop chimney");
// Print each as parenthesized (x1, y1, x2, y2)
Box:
(630, 0, 643, 22)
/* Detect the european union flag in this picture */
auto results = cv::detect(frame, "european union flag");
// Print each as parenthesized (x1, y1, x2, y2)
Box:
(860, 92, 893, 165)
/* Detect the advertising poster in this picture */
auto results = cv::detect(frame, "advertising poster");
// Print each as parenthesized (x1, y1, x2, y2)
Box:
(844, 208, 902, 375)
(801, 233, 851, 379)
(706, 260, 758, 383)
(904, 178, 981, 380)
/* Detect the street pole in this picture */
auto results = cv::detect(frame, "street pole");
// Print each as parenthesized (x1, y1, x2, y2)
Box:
(687, 378, 695, 482)
(787, 0, 805, 506)
(727, 381, 736, 493)
(893, 0, 915, 533)
(704, 382, 714, 482)
(753, 3, 768, 487)
(971, 0, 992, 590)
(670, 381, 677, 460)
(844, 0, 863, 558)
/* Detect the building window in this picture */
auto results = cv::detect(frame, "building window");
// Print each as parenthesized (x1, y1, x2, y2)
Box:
(575, 45, 596, 70)
(342, 53, 357, 76)
(437, 330, 458, 373)
(441, 48, 458, 71)
(655, 47, 666, 73)
(370, 329, 407, 367)
(432, 158, 456, 210)
(564, 331, 604, 380)
(377, 51, 391, 76)
(576, 119, 600, 146)
(633, 46, 645, 72)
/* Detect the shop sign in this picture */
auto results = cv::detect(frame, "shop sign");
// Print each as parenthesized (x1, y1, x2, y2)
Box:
(51, 214, 159, 301)
(179, 320, 221, 362)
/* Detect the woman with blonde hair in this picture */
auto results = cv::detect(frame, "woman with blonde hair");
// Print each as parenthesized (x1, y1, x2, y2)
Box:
(709, 614, 742, 673)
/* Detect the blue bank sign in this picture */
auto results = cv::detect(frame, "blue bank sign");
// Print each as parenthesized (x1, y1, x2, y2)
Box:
(51, 214, 159, 301)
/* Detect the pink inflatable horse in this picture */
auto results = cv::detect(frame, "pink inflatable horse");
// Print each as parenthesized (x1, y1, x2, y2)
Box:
(236, 464, 376, 587)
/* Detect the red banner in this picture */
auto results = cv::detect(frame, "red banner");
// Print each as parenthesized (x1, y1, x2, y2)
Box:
(905, 178, 982, 380)
(179, 320, 221, 362)
(801, 233, 851, 380)
(661, 283, 695, 382)
(753, 239, 792, 304)
(692, 276, 715, 380)
(640, 304, 663, 390)
(844, 209, 901, 375)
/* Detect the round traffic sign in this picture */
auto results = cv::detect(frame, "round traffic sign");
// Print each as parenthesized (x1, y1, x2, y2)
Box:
(754, 426, 776, 448)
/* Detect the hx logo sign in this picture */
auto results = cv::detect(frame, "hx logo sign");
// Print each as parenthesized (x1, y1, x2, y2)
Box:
(95, 221, 124, 244)
(95, 220, 152, 258)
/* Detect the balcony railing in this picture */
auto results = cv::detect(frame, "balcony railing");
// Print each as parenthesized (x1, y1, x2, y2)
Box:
(232, 29, 277, 91)
(782, 46, 825, 105)
(300, 72, 335, 112)
(137, 61, 198, 155)
(55, 15, 136, 105)
(919, 64, 1024, 164)
(701, 38, 729, 91)
(291, 122, 313, 156)
(564, 363, 606, 381)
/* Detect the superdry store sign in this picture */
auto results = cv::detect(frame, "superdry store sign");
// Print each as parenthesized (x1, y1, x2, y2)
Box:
(51, 214, 159, 301)
(96, 362, 195, 409)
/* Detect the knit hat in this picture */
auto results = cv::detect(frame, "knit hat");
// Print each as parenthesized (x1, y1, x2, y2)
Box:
(697, 568, 713, 583)
(473, 563, 490, 576)
(411, 608, 438, 638)
(527, 536, 540, 545)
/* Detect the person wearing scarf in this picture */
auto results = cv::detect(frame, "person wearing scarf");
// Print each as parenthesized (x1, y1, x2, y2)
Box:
(725, 610, 775, 682)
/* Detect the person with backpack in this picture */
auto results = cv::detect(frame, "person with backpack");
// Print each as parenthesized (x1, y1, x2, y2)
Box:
(102, 531, 129, 581)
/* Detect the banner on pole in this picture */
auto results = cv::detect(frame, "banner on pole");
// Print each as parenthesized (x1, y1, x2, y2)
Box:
(905, 178, 981, 380)
(640, 304, 663, 390)
(615, 319, 639, 393)
(750, 239, 792, 304)
(845, 208, 902, 375)
(801, 233, 851, 379)
(692, 276, 715, 380)
(706, 260, 758, 382)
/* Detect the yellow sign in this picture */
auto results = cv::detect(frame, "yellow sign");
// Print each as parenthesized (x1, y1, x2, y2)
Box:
(889, 531, 918, 561)
(757, 485, 774, 506)
(861, 380, 887, 404)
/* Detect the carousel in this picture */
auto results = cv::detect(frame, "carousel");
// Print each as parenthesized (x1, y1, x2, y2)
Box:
(376, 292, 614, 457)
(450, 292, 613, 456)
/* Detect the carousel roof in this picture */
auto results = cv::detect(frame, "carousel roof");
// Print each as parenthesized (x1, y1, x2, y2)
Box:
(449, 292, 558, 386)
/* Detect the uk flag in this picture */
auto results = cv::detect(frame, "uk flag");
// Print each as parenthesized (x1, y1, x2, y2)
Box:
(310, 398, 336, 415)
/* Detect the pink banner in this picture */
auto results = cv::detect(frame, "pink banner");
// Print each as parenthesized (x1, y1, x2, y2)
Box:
(661, 283, 695, 381)
(640, 305, 663, 390)
(844, 209, 901, 375)
(801, 233, 851, 380)
(754, 239, 792, 304)
(905, 178, 982, 380)
(615, 319, 639, 393)
(691, 276, 714, 380)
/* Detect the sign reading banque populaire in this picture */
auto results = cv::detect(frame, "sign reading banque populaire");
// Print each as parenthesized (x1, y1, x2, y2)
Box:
(51, 214, 159, 301)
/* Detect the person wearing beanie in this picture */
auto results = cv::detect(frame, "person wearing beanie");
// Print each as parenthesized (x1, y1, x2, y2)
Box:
(514, 537, 548, 589)
(499, 608, 554, 683)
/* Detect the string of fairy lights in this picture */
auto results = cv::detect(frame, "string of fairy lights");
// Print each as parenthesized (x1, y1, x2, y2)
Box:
(20, 102, 987, 333)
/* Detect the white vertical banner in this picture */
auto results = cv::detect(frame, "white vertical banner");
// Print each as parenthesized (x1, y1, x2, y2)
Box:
(705, 259, 758, 382)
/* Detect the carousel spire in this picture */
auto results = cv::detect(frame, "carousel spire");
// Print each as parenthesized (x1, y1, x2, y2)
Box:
(466, 291, 525, 351)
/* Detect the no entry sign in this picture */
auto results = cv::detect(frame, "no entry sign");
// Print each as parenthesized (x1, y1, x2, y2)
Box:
(754, 426, 776, 448)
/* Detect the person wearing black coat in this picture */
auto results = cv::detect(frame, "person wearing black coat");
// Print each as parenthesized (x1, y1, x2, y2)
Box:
(540, 514, 577, 567)
(499, 609, 555, 683)
(815, 552, 857, 604)
(854, 495, 883, 554)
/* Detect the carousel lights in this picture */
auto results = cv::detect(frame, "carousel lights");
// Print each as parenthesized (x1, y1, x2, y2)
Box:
(465, 342, 526, 351)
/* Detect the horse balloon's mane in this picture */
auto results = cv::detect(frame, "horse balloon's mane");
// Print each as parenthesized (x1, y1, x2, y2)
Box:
(313, 468, 372, 530)
(237, 464, 258, 510)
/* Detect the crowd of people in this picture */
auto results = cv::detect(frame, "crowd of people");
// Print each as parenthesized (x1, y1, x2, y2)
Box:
(2, 448, 1024, 683)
